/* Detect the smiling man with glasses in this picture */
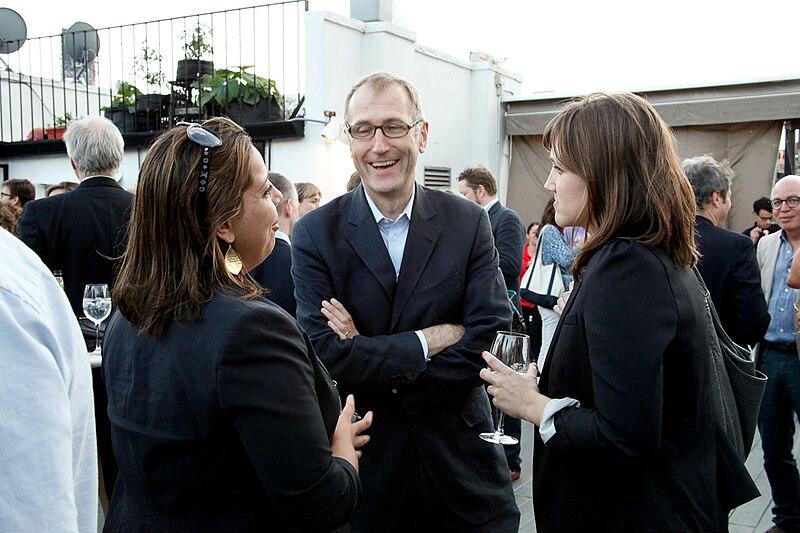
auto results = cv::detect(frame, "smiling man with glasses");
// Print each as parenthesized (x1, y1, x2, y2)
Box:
(1, 178, 35, 209)
(292, 72, 519, 532)
(754, 175, 800, 533)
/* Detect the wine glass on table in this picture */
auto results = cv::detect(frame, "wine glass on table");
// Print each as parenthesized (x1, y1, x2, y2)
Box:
(480, 331, 530, 445)
(83, 284, 111, 355)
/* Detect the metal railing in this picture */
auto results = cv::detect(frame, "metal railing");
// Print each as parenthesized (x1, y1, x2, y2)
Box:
(0, 1, 307, 143)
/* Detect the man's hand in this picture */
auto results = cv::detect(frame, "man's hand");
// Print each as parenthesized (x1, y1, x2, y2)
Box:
(421, 323, 466, 357)
(749, 226, 765, 244)
(322, 298, 360, 340)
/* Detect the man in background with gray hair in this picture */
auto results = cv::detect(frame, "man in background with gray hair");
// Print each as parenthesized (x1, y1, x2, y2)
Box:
(250, 171, 299, 316)
(683, 155, 769, 348)
(20, 115, 134, 508)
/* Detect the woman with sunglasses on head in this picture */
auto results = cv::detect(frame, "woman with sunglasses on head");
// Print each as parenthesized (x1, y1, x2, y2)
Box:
(102, 117, 371, 532)
(481, 93, 749, 531)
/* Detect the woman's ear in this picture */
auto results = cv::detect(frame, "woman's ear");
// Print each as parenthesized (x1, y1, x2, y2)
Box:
(216, 220, 234, 244)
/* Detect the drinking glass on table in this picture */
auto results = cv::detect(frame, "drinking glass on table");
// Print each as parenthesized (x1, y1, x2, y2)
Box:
(83, 284, 111, 355)
(480, 331, 530, 445)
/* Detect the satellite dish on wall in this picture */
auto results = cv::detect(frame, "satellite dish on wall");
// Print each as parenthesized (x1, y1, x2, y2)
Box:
(0, 8, 27, 55)
(62, 21, 100, 63)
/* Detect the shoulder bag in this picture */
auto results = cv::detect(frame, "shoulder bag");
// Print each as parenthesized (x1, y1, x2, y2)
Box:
(693, 267, 765, 509)
(519, 235, 565, 310)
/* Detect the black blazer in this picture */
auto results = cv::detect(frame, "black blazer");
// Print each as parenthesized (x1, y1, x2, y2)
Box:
(487, 201, 526, 294)
(695, 216, 769, 347)
(102, 291, 360, 532)
(18, 176, 133, 317)
(534, 240, 723, 532)
(292, 184, 517, 529)
(249, 237, 296, 317)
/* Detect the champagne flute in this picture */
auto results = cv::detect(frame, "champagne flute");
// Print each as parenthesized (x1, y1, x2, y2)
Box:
(480, 331, 530, 445)
(83, 284, 111, 355)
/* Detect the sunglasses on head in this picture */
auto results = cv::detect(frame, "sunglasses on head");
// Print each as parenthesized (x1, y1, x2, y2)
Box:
(177, 122, 223, 194)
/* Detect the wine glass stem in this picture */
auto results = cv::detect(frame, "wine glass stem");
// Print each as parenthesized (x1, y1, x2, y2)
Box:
(496, 410, 506, 436)
(95, 322, 101, 354)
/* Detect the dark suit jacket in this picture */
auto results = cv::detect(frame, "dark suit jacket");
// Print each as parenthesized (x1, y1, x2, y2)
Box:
(249, 237, 296, 316)
(487, 201, 526, 294)
(292, 184, 517, 529)
(534, 241, 723, 532)
(695, 216, 770, 347)
(102, 290, 360, 532)
(19, 176, 133, 317)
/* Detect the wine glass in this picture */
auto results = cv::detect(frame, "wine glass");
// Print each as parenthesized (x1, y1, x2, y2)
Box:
(480, 331, 530, 445)
(83, 284, 111, 355)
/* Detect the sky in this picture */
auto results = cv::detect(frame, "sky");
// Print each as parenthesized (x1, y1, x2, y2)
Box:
(2, 0, 799, 95)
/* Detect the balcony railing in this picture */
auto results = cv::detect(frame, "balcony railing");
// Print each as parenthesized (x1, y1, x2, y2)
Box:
(0, 1, 307, 149)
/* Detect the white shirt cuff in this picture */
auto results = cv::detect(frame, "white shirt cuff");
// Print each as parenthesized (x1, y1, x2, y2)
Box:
(415, 330, 430, 361)
(539, 397, 580, 444)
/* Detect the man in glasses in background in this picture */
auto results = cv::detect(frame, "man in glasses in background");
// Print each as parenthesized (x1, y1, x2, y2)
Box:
(1, 178, 35, 210)
(19, 115, 133, 513)
(755, 175, 800, 533)
(292, 72, 518, 532)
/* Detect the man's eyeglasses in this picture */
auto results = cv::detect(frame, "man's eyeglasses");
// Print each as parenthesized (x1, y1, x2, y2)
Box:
(345, 119, 423, 140)
(0, 192, 12, 199)
(771, 196, 800, 210)
(178, 122, 222, 194)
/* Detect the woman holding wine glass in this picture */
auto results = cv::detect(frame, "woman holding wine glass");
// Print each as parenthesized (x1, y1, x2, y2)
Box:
(481, 92, 737, 531)
(102, 117, 371, 532)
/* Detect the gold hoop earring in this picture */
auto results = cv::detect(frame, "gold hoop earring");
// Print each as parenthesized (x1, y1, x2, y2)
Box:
(225, 244, 243, 275)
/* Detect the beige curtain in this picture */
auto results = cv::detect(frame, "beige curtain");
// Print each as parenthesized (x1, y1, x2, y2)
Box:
(508, 121, 783, 232)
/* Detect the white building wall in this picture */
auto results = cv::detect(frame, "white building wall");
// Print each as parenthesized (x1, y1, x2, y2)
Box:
(268, 11, 521, 202)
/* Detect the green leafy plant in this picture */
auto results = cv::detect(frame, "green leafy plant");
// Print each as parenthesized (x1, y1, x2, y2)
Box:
(52, 112, 73, 127)
(193, 66, 282, 108)
(182, 24, 213, 61)
(103, 82, 142, 113)
(135, 46, 166, 88)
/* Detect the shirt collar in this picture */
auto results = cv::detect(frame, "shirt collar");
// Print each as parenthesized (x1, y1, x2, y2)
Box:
(364, 187, 415, 224)
(483, 197, 499, 212)
(275, 230, 290, 244)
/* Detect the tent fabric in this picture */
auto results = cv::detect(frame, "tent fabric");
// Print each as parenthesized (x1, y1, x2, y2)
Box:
(505, 79, 800, 136)
(507, 121, 783, 233)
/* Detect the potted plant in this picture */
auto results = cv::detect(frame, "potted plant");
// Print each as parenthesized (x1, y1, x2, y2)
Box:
(134, 45, 169, 114)
(194, 66, 283, 125)
(176, 24, 214, 84)
(26, 112, 72, 140)
(103, 82, 141, 133)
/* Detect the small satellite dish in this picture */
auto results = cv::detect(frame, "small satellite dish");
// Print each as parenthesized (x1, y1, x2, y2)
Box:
(0, 8, 27, 55)
(62, 21, 100, 64)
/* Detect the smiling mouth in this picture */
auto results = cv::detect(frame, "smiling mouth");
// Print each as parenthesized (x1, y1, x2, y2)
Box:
(370, 160, 398, 170)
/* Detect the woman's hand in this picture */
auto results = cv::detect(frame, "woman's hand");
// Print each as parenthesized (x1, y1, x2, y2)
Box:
(331, 394, 373, 472)
(322, 298, 360, 340)
(554, 281, 574, 316)
(480, 351, 550, 426)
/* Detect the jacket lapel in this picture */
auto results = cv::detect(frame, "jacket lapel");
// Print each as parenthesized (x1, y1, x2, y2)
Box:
(391, 185, 440, 330)
(539, 278, 581, 386)
(345, 187, 396, 302)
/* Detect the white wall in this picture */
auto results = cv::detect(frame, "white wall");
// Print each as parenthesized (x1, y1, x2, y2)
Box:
(269, 10, 521, 203)
(1, 10, 521, 203)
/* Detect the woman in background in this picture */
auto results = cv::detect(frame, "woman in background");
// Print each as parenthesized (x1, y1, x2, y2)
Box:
(520, 221, 542, 354)
(535, 198, 577, 367)
(103, 117, 371, 532)
(482, 92, 733, 531)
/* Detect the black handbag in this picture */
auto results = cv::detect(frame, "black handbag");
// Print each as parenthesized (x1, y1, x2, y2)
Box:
(693, 267, 765, 509)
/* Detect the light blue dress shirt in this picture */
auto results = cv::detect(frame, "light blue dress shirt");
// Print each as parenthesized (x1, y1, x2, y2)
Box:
(363, 189, 430, 358)
(765, 233, 797, 344)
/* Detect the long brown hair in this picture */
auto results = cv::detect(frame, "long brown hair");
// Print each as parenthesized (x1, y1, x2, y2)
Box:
(114, 117, 263, 337)
(542, 92, 697, 280)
